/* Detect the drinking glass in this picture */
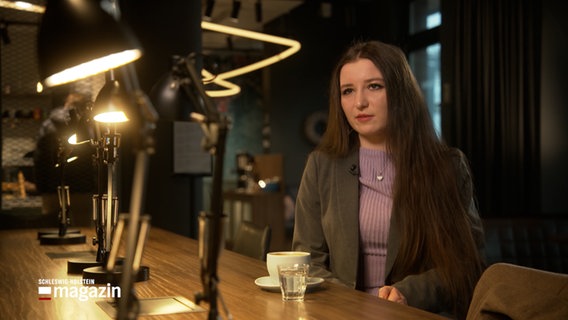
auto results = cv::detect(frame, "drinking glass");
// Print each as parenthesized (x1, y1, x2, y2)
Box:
(277, 263, 309, 301)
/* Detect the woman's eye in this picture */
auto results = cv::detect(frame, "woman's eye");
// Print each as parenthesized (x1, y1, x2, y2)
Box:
(369, 83, 384, 90)
(341, 88, 353, 95)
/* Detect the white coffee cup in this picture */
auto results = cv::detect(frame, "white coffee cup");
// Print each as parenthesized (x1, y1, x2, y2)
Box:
(266, 251, 311, 282)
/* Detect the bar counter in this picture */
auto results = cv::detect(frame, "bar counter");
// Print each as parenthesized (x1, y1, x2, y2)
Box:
(0, 227, 446, 319)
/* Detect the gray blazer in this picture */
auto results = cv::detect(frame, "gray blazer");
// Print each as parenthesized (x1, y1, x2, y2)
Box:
(292, 148, 484, 314)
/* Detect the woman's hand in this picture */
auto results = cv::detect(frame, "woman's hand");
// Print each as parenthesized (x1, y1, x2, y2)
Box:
(378, 286, 408, 305)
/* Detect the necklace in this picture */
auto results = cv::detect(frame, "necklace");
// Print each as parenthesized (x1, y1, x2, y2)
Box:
(376, 161, 387, 181)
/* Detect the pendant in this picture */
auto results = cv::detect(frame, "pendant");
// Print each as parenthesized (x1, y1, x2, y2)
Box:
(377, 175, 384, 181)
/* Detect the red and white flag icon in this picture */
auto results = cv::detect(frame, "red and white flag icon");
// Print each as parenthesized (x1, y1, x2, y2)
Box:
(38, 286, 51, 300)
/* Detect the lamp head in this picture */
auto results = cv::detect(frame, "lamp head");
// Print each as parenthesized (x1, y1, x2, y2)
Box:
(93, 80, 130, 123)
(38, 0, 142, 87)
(150, 72, 195, 122)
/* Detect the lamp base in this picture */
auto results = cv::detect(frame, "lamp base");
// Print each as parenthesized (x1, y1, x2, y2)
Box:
(39, 233, 87, 245)
(67, 252, 104, 274)
(82, 265, 150, 285)
(37, 228, 81, 239)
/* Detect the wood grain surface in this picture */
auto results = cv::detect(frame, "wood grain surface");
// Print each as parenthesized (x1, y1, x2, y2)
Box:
(0, 227, 446, 320)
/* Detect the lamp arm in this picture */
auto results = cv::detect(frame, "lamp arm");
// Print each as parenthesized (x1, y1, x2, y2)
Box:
(56, 138, 72, 237)
(178, 55, 230, 320)
(194, 123, 227, 320)
(182, 54, 220, 124)
(115, 147, 150, 320)
(113, 65, 158, 320)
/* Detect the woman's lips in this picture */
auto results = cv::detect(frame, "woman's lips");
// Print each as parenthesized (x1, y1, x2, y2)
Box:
(355, 114, 373, 122)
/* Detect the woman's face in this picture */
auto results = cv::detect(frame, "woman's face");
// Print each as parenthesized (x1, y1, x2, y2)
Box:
(339, 58, 388, 150)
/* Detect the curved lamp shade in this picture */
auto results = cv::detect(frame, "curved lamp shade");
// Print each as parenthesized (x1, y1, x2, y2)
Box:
(149, 72, 196, 122)
(38, 0, 142, 87)
(93, 80, 130, 123)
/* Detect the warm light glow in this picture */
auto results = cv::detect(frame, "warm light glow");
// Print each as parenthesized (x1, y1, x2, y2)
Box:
(67, 133, 91, 145)
(36, 81, 43, 93)
(68, 134, 78, 145)
(201, 21, 301, 80)
(93, 111, 129, 123)
(67, 156, 78, 163)
(258, 180, 267, 188)
(43, 49, 142, 87)
(202, 69, 241, 97)
(190, 112, 207, 123)
(0, 0, 45, 13)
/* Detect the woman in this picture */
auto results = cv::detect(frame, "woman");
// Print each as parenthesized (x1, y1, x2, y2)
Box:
(292, 40, 486, 319)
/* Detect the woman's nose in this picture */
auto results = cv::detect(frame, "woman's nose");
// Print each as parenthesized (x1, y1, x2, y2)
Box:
(355, 93, 368, 109)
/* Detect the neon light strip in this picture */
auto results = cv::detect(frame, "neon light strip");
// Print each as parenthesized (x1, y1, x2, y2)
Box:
(201, 21, 301, 81)
(202, 69, 241, 97)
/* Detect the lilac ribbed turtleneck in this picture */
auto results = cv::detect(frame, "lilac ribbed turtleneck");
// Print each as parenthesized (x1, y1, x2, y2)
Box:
(358, 147, 394, 295)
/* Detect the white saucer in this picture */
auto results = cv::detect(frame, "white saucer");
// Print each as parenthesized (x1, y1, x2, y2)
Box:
(254, 276, 324, 292)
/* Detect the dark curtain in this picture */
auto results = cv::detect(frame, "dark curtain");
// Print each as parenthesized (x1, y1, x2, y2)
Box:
(443, 0, 541, 217)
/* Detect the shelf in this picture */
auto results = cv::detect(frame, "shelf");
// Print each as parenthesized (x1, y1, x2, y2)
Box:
(2, 194, 42, 210)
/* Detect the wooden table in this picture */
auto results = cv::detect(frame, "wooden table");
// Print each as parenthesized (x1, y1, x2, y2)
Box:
(0, 227, 446, 320)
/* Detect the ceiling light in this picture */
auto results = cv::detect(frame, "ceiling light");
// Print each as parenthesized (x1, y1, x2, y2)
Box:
(201, 21, 301, 80)
(202, 69, 241, 97)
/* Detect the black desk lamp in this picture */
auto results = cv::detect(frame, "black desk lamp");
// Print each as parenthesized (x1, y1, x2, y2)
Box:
(66, 77, 124, 276)
(80, 74, 150, 285)
(91, 78, 126, 267)
(152, 54, 231, 320)
(38, 127, 87, 245)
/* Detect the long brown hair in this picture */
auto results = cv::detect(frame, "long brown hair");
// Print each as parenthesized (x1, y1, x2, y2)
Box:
(319, 40, 485, 318)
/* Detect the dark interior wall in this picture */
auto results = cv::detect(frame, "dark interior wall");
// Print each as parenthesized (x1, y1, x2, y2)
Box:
(540, 0, 568, 215)
(118, 0, 203, 237)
